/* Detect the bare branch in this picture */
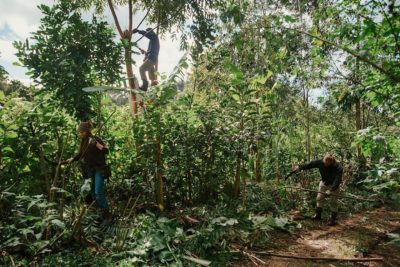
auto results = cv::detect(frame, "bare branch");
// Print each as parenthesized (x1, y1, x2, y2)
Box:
(292, 28, 400, 83)
(128, 0, 133, 37)
(107, 0, 123, 37)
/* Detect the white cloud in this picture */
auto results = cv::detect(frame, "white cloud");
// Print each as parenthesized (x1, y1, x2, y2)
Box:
(0, 0, 53, 39)
(0, 39, 17, 62)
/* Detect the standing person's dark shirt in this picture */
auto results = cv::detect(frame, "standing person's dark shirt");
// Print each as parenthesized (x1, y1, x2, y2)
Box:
(72, 136, 108, 169)
(300, 159, 343, 191)
(137, 29, 160, 63)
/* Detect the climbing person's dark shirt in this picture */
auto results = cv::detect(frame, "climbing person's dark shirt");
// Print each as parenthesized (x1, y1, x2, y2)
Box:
(72, 136, 108, 169)
(138, 30, 160, 63)
(300, 159, 343, 191)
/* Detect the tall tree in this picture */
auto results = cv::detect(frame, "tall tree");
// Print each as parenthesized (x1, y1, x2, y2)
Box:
(68, 0, 220, 113)
(15, 0, 122, 120)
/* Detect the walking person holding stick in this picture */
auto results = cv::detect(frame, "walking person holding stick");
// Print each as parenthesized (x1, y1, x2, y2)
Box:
(66, 122, 111, 222)
(292, 153, 343, 226)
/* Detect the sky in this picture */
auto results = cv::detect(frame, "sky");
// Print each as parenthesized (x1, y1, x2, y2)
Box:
(0, 0, 185, 85)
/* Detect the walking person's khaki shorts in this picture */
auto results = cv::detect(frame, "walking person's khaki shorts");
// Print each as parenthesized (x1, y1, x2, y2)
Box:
(316, 181, 339, 212)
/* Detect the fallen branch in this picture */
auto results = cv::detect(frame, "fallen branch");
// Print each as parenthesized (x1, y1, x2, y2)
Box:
(242, 250, 266, 266)
(229, 243, 266, 266)
(182, 255, 211, 266)
(71, 205, 87, 238)
(285, 186, 379, 202)
(183, 215, 200, 224)
(9, 254, 16, 267)
(253, 251, 383, 262)
(35, 230, 66, 256)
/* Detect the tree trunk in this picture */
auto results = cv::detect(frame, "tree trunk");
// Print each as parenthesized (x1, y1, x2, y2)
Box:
(355, 100, 362, 156)
(155, 134, 164, 211)
(153, 17, 164, 210)
(234, 150, 241, 197)
(124, 47, 138, 114)
(234, 111, 244, 197)
(38, 146, 50, 196)
(107, 0, 138, 114)
(255, 144, 262, 182)
(304, 88, 311, 161)
(187, 169, 192, 203)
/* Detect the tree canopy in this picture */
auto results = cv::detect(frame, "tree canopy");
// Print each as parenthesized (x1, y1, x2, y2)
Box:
(1, 0, 399, 266)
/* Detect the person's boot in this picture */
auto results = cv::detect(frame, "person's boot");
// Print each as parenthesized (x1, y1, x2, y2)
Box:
(312, 207, 322, 220)
(328, 212, 338, 226)
(100, 208, 112, 226)
(140, 80, 149, 91)
(150, 80, 158, 86)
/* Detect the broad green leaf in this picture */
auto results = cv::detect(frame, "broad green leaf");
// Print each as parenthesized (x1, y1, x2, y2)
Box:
(51, 219, 65, 229)
(6, 131, 18, 139)
(2, 147, 14, 154)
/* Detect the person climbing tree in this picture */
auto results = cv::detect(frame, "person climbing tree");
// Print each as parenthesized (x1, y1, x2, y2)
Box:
(293, 153, 343, 226)
(66, 122, 111, 221)
(132, 27, 160, 91)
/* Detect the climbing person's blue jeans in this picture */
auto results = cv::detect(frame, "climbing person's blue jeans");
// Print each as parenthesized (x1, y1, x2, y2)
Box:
(89, 168, 109, 209)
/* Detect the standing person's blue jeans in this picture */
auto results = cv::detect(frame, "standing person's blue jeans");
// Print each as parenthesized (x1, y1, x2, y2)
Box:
(89, 168, 109, 209)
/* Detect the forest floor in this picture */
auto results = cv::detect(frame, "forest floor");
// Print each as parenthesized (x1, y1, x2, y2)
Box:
(233, 206, 400, 267)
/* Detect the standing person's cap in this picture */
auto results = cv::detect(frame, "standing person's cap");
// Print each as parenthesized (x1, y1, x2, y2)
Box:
(78, 121, 92, 133)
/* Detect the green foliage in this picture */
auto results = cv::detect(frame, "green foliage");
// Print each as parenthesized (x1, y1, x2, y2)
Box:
(14, 0, 122, 120)
(386, 233, 400, 247)
(353, 127, 400, 205)
(0, 53, 8, 81)
(0, 191, 65, 256)
(107, 213, 185, 265)
(0, 90, 76, 194)
(70, 0, 221, 55)
(1, 0, 400, 266)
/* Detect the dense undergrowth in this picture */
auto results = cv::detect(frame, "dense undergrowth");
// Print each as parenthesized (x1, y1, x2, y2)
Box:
(1, 0, 400, 266)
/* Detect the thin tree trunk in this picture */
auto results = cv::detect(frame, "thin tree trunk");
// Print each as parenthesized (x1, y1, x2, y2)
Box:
(155, 135, 164, 211)
(153, 11, 164, 211)
(354, 17, 363, 158)
(187, 169, 192, 203)
(255, 144, 262, 182)
(361, 102, 366, 128)
(234, 150, 241, 197)
(107, 0, 138, 114)
(39, 146, 50, 196)
(125, 47, 138, 114)
(234, 108, 244, 197)
(355, 100, 362, 156)
(304, 88, 311, 161)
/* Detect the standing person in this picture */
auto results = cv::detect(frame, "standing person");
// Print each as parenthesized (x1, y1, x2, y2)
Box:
(293, 154, 343, 226)
(132, 27, 160, 91)
(66, 122, 110, 219)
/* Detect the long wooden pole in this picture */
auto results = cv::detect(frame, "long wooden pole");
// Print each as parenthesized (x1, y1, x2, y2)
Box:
(253, 251, 383, 262)
(154, 7, 164, 211)
(284, 186, 379, 202)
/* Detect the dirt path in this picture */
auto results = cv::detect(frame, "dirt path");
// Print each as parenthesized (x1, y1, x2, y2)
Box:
(233, 206, 400, 267)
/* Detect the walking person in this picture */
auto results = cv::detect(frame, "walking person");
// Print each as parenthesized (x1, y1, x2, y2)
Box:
(66, 122, 111, 220)
(293, 153, 343, 225)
